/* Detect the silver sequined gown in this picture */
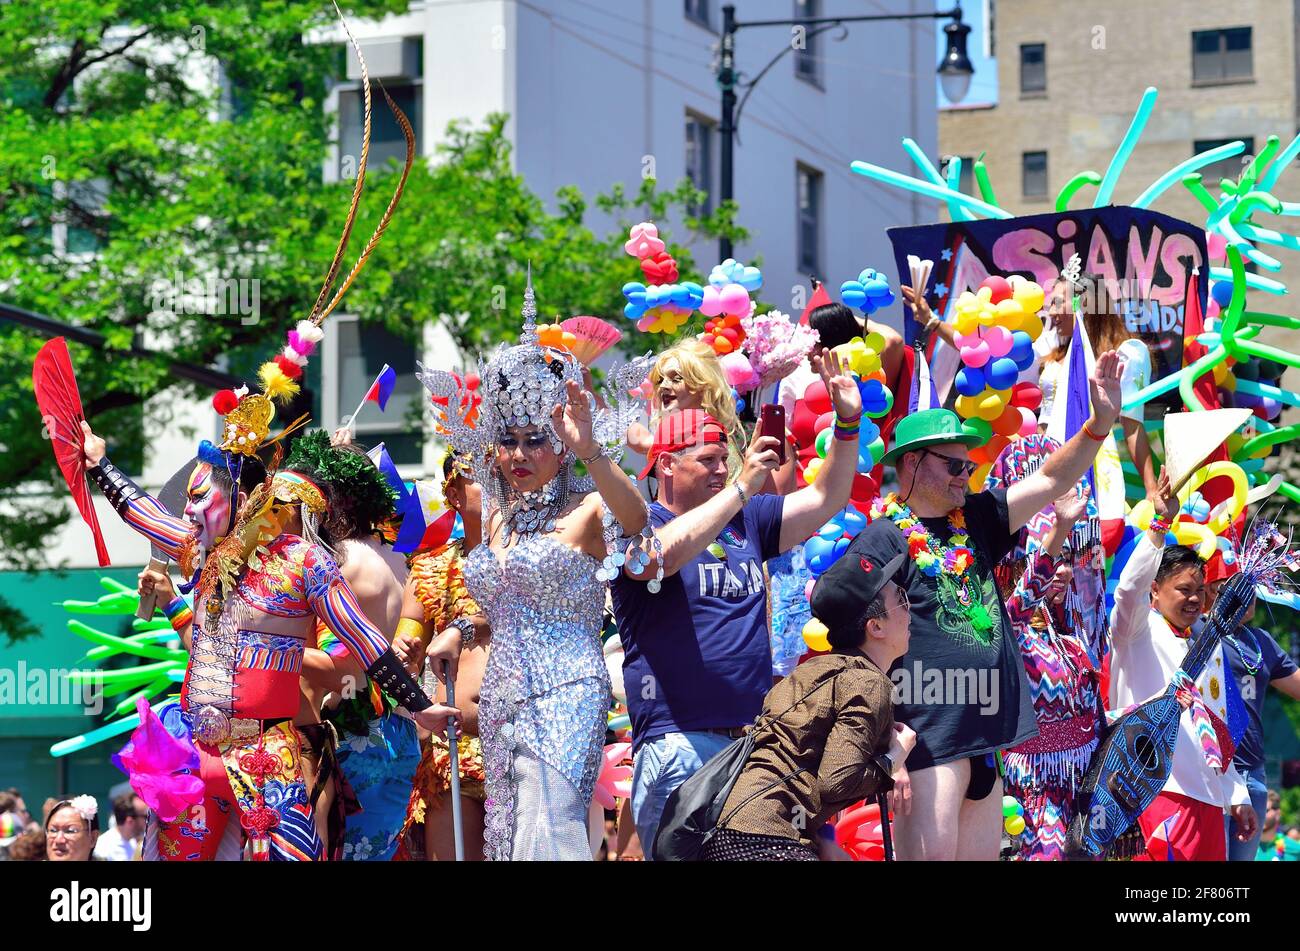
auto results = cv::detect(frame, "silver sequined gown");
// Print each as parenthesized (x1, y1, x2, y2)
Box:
(465, 535, 611, 860)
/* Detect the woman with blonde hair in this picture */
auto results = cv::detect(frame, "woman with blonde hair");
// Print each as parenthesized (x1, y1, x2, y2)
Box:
(628, 339, 746, 471)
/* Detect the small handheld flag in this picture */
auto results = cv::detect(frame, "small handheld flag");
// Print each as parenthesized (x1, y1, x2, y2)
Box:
(346, 364, 397, 431)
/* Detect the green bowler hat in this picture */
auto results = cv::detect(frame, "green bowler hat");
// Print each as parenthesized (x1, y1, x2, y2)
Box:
(881, 407, 983, 466)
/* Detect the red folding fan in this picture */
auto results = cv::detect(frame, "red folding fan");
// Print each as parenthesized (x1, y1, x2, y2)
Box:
(32, 337, 111, 566)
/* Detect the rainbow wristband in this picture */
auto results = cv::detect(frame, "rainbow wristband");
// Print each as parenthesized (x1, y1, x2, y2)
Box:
(1148, 516, 1172, 535)
(834, 411, 863, 427)
(833, 425, 860, 441)
(163, 596, 193, 632)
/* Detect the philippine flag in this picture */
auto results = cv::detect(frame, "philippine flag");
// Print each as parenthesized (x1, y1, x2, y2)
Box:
(392, 480, 457, 554)
(364, 364, 398, 412)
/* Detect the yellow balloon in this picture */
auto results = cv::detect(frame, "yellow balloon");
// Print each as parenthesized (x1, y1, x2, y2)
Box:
(954, 394, 976, 419)
(1212, 361, 1230, 385)
(1020, 312, 1044, 342)
(803, 457, 824, 484)
(954, 309, 979, 336)
(1010, 277, 1046, 315)
(969, 461, 992, 492)
(802, 618, 830, 652)
(1005, 814, 1026, 836)
(863, 331, 886, 353)
(977, 305, 998, 327)
(995, 298, 1024, 328)
(1181, 461, 1248, 535)
(975, 389, 1009, 420)
(1172, 522, 1217, 560)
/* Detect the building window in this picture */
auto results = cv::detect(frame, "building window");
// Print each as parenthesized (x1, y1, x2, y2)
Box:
(1019, 43, 1046, 95)
(797, 164, 822, 274)
(685, 114, 714, 215)
(985, 0, 996, 59)
(1023, 151, 1048, 199)
(334, 319, 423, 465)
(684, 0, 711, 28)
(338, 82, 422, 179)
(1192, 27, 1252, 83)
(793, 0, 821, 85)
(1194, 137, 1255, 187)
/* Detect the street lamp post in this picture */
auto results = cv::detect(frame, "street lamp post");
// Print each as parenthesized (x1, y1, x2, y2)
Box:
(715, 3, 973, 262)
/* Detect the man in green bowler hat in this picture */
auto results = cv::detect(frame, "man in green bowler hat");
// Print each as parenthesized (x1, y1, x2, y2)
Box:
(843, 350, 1126, 860)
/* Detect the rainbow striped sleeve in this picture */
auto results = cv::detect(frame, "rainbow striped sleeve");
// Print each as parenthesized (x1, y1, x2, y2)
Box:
(121, 493, 198, 560)
(301, 545, 388, 666)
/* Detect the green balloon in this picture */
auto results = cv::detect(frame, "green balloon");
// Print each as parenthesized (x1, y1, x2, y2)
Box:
(963, 418, 994, 445)
(1001, 795, 1019, 818)
(868, 437, 886, 465)
(815, 427, 832, 459)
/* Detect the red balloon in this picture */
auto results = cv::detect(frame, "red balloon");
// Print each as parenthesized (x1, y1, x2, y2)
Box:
(850, 472, 879, 502)
(804, 380, 833, 415)
(719, 327, 740, 345)
(814, 411, 835, 433)
(991, 406, 1022, 438)
(1011, 381, 1042, 410)
(981, 275, 1012, 303)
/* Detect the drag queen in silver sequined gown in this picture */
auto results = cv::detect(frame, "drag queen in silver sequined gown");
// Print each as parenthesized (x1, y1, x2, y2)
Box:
(418, 279, 660, 860)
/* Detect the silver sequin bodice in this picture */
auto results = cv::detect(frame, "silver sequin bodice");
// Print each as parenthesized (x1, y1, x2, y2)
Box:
(464, 535, 610, 701)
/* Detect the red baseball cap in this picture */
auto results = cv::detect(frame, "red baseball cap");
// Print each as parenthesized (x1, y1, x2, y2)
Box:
(1205, 550, 1239, 585)
(639, 409, 727, 480)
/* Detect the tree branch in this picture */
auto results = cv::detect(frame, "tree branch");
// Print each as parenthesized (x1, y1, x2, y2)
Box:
(43, 28, 153, 109)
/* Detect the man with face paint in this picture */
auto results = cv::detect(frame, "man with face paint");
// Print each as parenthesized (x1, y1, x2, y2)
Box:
(82, 418, 457, 861)
(1110, 468, 1255, 861)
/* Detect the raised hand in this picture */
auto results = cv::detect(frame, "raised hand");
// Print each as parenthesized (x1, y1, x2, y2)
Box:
(1052, 483, 1089, 527)
(1089, 349, 1125, 430)
(1149, 465, 1178, 524)
(80, 420, 106, 468)
(810, 346, 862, 421)
(900, 284, 932, 325)
(551, 378, 598, 458)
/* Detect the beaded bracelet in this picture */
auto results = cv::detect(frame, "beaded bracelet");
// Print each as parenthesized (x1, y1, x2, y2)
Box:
(163, 596, 193, 632)
(1148, 515, 1172, 535)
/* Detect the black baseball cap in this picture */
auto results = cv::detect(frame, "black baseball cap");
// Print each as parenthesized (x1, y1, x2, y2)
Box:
(810, 551, 907, 637)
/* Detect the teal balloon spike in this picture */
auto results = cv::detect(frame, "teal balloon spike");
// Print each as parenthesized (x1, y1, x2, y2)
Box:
(51, 575, 189, 758)
(1093, 86, 1158, 207)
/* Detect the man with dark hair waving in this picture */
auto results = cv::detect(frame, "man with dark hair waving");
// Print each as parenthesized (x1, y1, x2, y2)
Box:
(1111, 468, 1256, 861)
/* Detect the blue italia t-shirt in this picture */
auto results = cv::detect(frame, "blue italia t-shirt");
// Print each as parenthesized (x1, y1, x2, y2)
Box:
(611, 494, 785, 750)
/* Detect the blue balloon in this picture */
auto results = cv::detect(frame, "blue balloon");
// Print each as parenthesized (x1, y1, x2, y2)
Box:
(859, 419, 880, 444)
(1009, 331, 1034, 362)
(986, 357, 1019, 391)
(735, 398, 746, 414)
(1013, 350, 1036, 372)
(623, 301, 646, 319)
(683, 281, 705, 307)
(955, 365, 987, 397)
(1211, 279, 1234, 308)
(841, 508, 867, 534)
(832, 537, 851, 559)
(817, 521, 842, 541)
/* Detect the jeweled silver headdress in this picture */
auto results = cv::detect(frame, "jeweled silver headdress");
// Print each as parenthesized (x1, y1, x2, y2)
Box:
(417, 271, 653, 542)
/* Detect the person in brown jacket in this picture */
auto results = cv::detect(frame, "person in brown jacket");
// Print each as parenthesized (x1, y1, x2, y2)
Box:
(703, 552, 917, 861)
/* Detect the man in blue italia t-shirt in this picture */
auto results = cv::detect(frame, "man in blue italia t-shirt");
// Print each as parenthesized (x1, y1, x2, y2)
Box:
(612, 350, 863, 854)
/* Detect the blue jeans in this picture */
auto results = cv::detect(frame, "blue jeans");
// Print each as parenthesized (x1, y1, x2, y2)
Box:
(1226, 765, 1268, 861)
(632, 731, 734, 859)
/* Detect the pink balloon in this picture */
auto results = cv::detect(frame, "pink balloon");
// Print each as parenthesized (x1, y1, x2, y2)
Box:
(804, 579, 815, 601)
(636, 315, 656, 332)
(699, 285, 724, 317)
(1207, 298, 1221, 320)
(954, 330, 978, 350)
(719, 283, 751, 315)
(984, 325, 1013, 358)
(960, 341, 991, 368)
(814, 411, 835, 432)
(1018, 406, 1037, 437)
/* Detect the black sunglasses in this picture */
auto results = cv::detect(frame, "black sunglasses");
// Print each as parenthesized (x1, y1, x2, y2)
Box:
(922, 449, 978, 478)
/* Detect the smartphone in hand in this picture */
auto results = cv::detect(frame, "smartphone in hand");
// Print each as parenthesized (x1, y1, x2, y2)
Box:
(758, 403, 787, 466)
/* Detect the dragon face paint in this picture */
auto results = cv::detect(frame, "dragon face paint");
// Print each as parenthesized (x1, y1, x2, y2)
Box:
(184, 463, 231, 549)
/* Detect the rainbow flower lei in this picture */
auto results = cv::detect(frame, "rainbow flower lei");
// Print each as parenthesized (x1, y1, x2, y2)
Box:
(874, 493, 976, 578)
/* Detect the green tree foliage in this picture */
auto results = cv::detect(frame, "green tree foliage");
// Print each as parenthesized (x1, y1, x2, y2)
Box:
(0, 2, 744, 641)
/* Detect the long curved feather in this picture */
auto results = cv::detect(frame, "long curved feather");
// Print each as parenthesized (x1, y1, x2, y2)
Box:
(305, 0, 373, 325)
(314, 81, 417, 325)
